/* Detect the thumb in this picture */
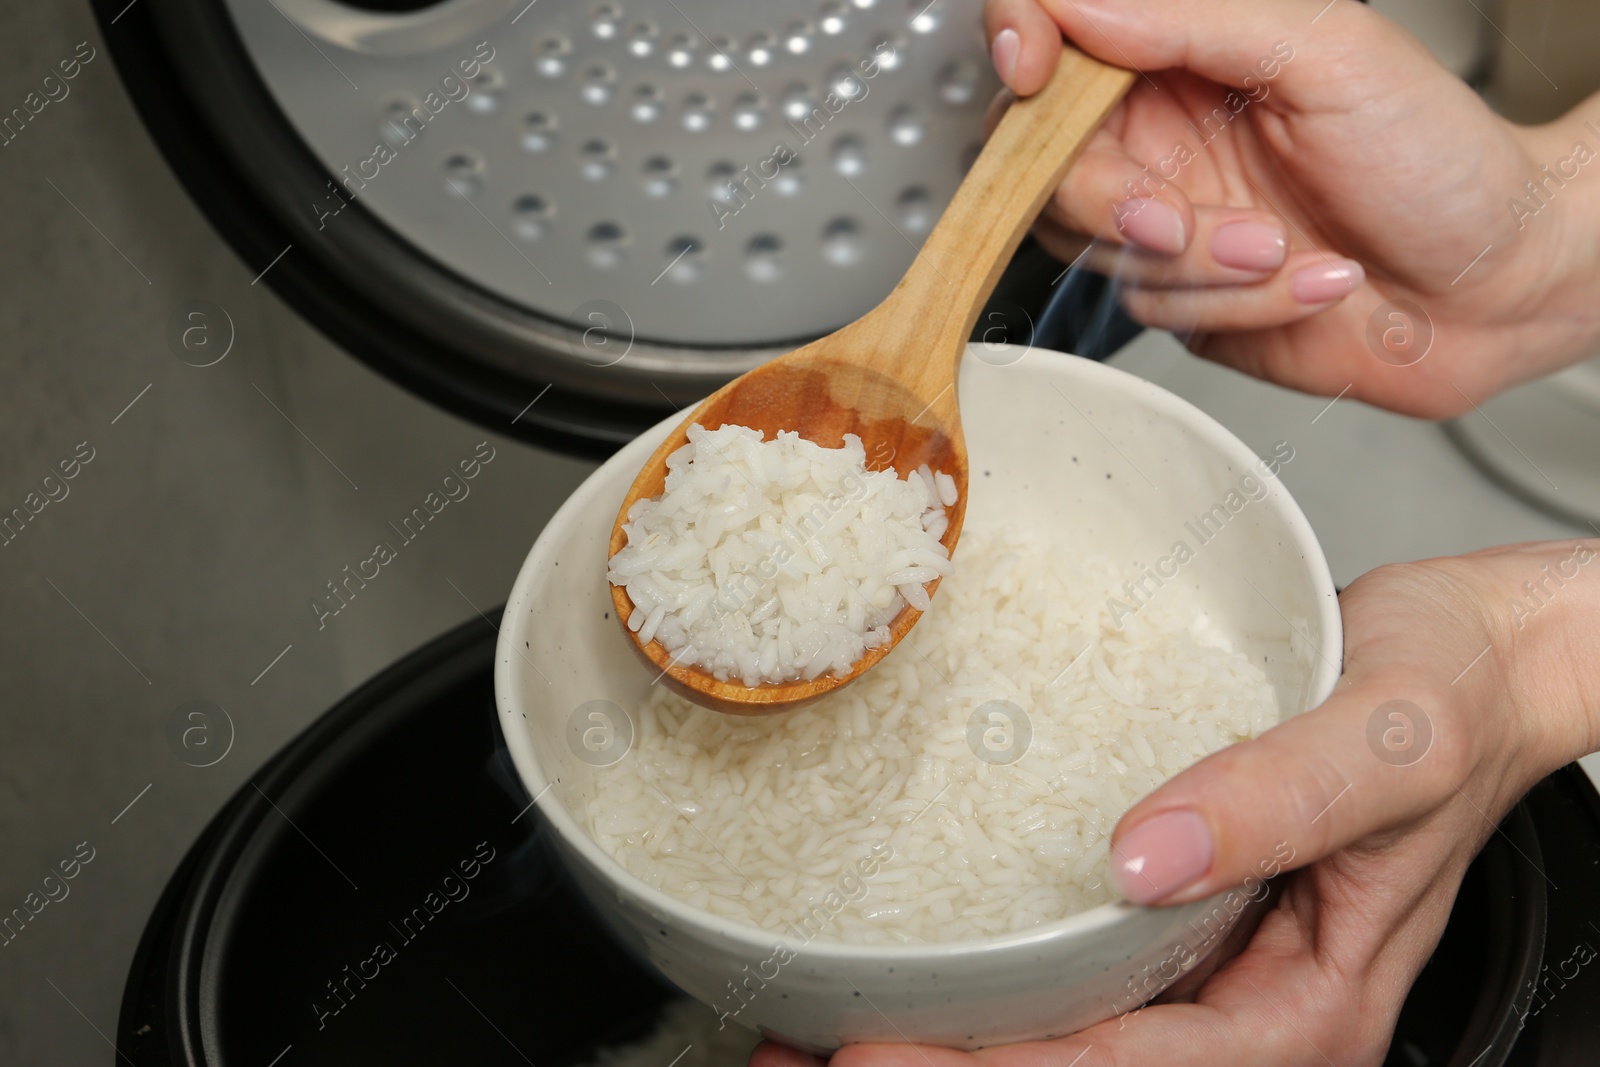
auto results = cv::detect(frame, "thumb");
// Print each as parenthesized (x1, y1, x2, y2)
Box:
(1108, 673, 1460, 905)
(1038, 0, 1371, 104)
(985, 0, 1064, 95)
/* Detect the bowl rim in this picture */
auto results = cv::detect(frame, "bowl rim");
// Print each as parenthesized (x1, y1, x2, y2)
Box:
(494, 344, 1343, 961)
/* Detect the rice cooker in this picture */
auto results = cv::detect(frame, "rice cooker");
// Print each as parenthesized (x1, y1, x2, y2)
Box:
(95, 0, 1600, 1063)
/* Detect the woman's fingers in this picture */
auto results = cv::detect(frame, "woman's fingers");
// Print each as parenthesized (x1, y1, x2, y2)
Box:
(981, 90, 1197, 256)
(984, 0, 1062, 95)
(1038, 123, 1197, 255)
(1027, 236, 1361, 335)
(980, 87, 1190, 256)
(1117, 250, 1363, 333)
(1035, 207, 1287, 287)
(1106, 667, 1467, 908)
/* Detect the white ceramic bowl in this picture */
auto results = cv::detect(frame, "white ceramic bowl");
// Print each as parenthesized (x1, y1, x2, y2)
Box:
(495, 346, 1342, 1052)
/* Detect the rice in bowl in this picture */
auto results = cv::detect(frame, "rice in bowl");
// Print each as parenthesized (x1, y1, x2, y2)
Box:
(588, 523, 1278, 945)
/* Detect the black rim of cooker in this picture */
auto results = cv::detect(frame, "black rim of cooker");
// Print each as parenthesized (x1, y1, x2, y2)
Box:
(1440, 800, 1546, 1067)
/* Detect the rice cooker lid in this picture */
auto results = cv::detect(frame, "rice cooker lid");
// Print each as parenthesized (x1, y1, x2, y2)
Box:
(227, 0, 991, 348)
(107, 0, 999, 454)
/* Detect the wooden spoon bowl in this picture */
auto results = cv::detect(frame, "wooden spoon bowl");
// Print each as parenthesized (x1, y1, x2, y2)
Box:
(608, 344, 969, 714)
(609, 47, 1135, 714)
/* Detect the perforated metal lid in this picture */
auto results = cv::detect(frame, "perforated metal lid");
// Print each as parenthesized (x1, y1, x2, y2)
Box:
(223, 0, 997, 352)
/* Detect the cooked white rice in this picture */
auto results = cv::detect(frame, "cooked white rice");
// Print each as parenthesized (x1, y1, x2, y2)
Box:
(589, 524, 1279, 944)
(607, 423, 954, 686)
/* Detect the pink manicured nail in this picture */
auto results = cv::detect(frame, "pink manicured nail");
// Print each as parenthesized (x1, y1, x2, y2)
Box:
(1291, 258, 1364, 304)
(1116, 198, 1186, 255)
(1111, 809, 1214, 905)
(991, 28, 1021, 90)
(1210, 221, 1286, 271)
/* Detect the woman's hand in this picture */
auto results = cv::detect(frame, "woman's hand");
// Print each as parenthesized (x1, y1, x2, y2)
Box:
(984, 0, 1600, 417)
(750, 539, 1600, 1067)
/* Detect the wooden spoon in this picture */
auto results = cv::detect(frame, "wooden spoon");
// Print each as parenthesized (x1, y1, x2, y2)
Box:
(610, 47, 1135, 714)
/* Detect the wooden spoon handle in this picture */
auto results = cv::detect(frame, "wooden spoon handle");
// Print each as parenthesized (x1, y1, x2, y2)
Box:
(873, 46, 1135, 364)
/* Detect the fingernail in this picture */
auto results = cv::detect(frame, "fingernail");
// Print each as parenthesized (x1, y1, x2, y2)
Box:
(1210, 221, 1286, 271)
(1291, 258, 1364, 304)
(991, 28, 1021, 90)
(1115, 198, 1186, 255)
(1111, 809, 1214, 905)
